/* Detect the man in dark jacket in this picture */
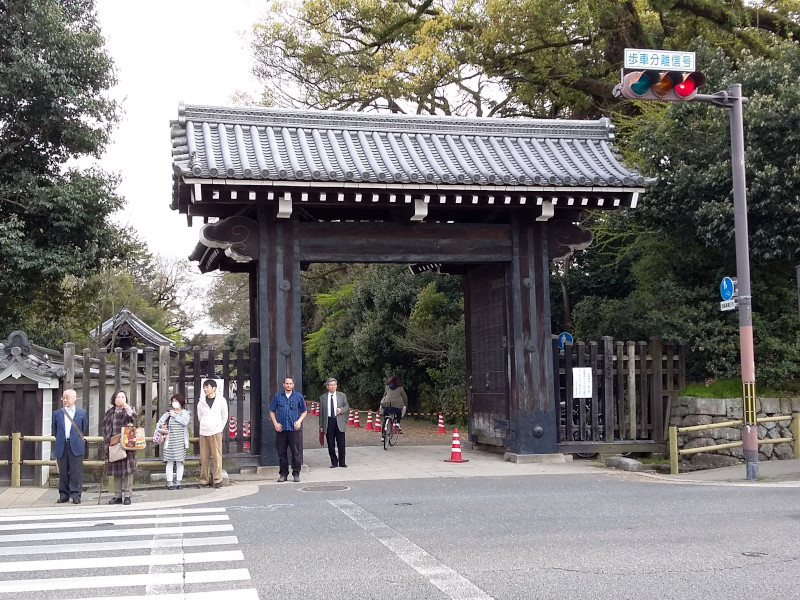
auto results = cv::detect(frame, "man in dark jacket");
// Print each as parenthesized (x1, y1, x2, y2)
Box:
(52, 389, 88, 504)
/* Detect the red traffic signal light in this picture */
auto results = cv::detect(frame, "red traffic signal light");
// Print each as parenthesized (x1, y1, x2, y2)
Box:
(620, 70, 705, 102)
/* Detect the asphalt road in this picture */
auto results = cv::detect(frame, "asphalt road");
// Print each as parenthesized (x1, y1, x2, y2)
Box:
(219, 474, 800, 600)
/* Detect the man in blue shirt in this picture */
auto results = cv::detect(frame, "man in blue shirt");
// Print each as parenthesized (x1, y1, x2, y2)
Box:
(269, 377, 308, 482)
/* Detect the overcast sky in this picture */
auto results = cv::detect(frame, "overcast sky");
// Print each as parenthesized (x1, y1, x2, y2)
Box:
(94, 0, 265, 332)
(95, 0, 263, 259)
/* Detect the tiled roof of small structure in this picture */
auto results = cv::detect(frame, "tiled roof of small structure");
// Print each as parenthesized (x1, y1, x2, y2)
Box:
(170, 103, 650, 198)
(96, 309, 174, 349)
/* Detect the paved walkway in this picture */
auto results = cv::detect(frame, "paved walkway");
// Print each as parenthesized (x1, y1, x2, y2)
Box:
(2, 447, 798, 514)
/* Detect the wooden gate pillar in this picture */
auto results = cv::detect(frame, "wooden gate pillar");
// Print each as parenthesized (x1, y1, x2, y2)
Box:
(506, 216, 558, 454)
(256, 206, 303, 466)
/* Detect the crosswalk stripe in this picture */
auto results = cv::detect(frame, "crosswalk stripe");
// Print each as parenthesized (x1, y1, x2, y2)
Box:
(0, 513, 229, 532)
(69, 588, 260, 600)
(0, 507, 226, 523)
(0, 568, 251, 593)
(0, 535, 239, 557)
(0, 523, 234, 543)
(0, 550, 244, 573)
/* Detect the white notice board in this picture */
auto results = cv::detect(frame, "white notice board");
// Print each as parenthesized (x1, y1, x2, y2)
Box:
(572, 368, 593, 399)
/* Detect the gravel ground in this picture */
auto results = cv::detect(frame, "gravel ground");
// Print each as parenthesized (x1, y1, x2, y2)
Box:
(301, 414, 453, 449)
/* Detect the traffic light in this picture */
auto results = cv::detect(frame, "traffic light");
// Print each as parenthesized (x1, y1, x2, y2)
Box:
(620, 70, 705, 101)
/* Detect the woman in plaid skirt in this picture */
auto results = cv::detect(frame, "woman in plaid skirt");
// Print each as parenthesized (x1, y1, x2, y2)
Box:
(102, 390, 137, 505)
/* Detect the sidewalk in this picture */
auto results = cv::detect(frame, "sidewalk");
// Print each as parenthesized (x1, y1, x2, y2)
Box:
(3, 448, 798, 513)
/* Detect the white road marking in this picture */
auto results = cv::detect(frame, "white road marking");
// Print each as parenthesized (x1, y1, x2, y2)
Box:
(0, 507, 227, 523)
(0, 523, 233, 543)
(70, 589, 260, 600)
(0, 535, 239, 556)
(0, 568, 251, 593)
(330, 498, 494, 600)
(0, 550, 244, 572)
(0, 514, 229, 532)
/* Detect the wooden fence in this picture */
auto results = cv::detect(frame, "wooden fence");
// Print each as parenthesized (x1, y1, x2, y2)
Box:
(62, 341, 260, 458)
(554, 336, 686, 455)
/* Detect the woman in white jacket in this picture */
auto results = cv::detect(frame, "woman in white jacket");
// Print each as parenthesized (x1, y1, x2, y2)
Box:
(156, 393, 191, 490)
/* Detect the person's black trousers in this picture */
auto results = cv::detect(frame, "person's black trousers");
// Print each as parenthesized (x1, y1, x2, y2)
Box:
(327, 416, 346, 466)
(276, 430, 303, 476)
(57, 443, 84, 501)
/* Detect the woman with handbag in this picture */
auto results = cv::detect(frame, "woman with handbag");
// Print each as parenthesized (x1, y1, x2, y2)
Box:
(155, 393, 191, 490)
(102, 390, 137, 505)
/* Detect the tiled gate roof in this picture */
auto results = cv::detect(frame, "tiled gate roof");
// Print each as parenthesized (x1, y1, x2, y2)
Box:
(170, 104, 650, 213)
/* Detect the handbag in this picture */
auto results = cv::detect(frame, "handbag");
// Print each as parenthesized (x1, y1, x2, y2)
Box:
(153, 416, 170, 445)
(108, 442, 127, 462)
(319, 428, 325, 446)
(121, 425, 146, 450)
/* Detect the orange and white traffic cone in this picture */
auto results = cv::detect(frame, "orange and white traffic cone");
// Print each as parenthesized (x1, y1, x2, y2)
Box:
(347, 409, 354, 427)
(444, 428, 468, 463)
(243, 420, 251, 450)
(376, 411, 384, 433)
(365, 410, 374, 431)
(228, 416, 237, 438)
(353, 410, 361, 427)
(310, 402, 316, 416)
(437, 412, 446, 434)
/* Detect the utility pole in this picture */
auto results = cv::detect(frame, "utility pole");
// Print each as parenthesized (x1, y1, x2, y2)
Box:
(696, 84, 758, 480)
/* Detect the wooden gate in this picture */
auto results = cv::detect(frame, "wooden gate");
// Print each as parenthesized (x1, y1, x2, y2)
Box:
(0, 384, 41, 484)
(465, 264, 510, 446)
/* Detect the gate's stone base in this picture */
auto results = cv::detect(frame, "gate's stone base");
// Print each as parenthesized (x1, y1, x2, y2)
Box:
(503, 452, 572, 464)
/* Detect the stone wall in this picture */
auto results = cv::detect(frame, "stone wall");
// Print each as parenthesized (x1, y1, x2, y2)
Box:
(670, 396, 800, 470)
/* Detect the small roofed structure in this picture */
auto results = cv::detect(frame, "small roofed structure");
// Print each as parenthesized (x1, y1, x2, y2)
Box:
(94, 309, 176, 352)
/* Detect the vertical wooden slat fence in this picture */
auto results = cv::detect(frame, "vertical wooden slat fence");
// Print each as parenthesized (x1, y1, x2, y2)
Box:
(55, 342, 256, 459)
(555, 336, 686, 453)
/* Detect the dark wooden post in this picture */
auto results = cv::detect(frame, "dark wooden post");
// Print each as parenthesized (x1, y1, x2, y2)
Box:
(81, 347, 91, 416)
(637, 341, 648, 439)
(505, 216, 557, 454)
(158, 343, 170, 417)
(64, 342, 75, 390)
(649, 336, 664, 443)
(98, 348, 107, 427)
(576, 341, 586, 440)
(564, 341, 574, 443)
(236, 346, 245, 453)
(144, 346, 154, 457)
(602, 337, 614, 442)
(127, 347, 138, 410)
(615, 340, 625, 440)
(249, 338, 261, 456)
(589, 341, 599, 441)
(255, 206, 302, 465)
(192, 346, 201, 453)
(114, 347, 123, 394)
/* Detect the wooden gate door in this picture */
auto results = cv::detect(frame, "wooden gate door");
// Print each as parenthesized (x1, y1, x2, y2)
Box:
(465, 264, 510, 446)
(0, 383, 42, 484)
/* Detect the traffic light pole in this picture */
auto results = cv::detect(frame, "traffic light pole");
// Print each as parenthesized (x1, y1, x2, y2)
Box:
(695, 83, 758, 480)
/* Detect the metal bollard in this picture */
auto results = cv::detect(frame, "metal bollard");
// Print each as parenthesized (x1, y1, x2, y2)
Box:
(793, 413, 800, 460)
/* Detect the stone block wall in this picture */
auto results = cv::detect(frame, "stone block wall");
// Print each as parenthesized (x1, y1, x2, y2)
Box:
(670, 396, 800, 470)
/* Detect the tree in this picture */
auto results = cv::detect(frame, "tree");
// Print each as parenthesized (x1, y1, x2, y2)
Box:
(572, 42, 800, 384)
(251, 0, 800, 118)
(0, 0, 131, 344)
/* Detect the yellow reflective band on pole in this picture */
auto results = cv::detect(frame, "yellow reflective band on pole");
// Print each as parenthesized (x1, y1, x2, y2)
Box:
(742, 381, 757, 425)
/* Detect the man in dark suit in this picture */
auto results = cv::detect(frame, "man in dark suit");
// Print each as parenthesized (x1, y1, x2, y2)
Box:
(52, 389, 88, 504)
(319, 378, 349, 468)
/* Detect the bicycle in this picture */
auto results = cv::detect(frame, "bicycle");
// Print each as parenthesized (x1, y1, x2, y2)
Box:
(382, 411, 400, 450)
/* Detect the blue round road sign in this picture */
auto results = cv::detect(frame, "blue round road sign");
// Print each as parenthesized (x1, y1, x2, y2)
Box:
(720, 277, 735, 301)
(558, 332, 573, 350)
